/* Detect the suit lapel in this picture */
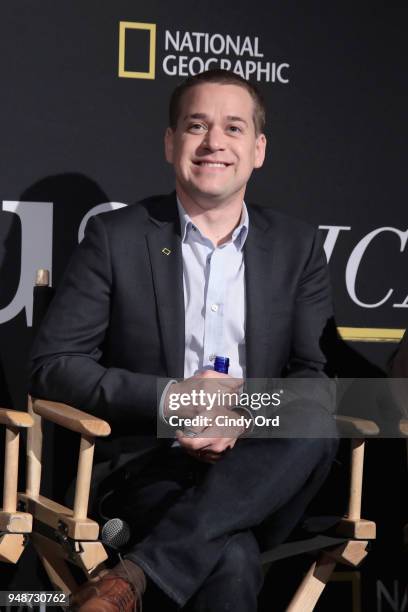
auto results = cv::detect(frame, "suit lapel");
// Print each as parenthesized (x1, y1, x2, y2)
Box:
(146, 195, 185, 378)
(145, 197, 279, 380)
(244, 208, 277, 378)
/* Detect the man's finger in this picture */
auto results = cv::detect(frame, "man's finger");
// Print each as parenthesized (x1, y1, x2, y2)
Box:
(184, 447, 225, 463)
(175, 430, 213, 450)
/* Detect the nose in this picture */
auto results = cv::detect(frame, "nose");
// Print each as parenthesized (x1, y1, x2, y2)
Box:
(202, 126, 225, 151)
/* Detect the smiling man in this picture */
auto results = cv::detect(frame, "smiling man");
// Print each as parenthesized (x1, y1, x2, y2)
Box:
(30, 70, 337, 612)
(165, 80, 265, 206)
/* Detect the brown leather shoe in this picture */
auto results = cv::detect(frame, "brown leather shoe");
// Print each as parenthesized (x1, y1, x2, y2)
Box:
(71, 572, 140, 612)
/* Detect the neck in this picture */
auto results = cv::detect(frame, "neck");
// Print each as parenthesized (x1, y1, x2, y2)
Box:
(176, 185, 245, 246)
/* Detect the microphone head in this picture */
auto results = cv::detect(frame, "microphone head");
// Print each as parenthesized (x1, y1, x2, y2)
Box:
(101, 518, 131, 550)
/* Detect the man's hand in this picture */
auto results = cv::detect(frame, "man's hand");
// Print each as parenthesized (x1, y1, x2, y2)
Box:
(163, 369, 243, 421)
(164, 370, 244, 463)
(175, 410, 245, 462)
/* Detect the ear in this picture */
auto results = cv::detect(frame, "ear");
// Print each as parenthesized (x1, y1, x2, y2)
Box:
(254, 133, 267, 169)
(164, 127, 174, 163)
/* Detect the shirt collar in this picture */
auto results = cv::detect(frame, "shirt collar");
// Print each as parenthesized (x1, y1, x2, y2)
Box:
(176, 196, 249, 250)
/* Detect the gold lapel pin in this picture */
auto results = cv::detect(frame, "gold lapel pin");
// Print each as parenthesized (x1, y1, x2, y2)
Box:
(161, 248, 171, 256)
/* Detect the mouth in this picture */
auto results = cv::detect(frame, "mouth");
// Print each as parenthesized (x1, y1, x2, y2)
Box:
(193, 161, 231, 168)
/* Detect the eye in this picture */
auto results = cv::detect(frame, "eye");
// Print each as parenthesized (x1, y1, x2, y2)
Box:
(228, 125, 242, 134)
(188, 123, 206, 133)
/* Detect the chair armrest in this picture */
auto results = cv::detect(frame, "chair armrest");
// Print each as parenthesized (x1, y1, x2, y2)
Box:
(29, 399, 111, 521)
(32, 399, 111, 438)
(0, 408, 33, 428)
(335, 415, 379, 437)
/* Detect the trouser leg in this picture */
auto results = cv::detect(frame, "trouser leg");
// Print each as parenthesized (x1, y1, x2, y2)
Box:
(183, 531, 263, 612)
(125, 433, 337, 606)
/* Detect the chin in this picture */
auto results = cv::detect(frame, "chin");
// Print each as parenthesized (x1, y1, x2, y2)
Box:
(193, 188, 229, 201)
(192, 181, 231, 198)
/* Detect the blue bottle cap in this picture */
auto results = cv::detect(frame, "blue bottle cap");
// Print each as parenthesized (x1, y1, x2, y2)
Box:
(214, 356, 230, 374)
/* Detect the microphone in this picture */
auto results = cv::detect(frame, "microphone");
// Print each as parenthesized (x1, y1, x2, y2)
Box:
(101, 518, 131, 551)
(100, 518, 135, 586)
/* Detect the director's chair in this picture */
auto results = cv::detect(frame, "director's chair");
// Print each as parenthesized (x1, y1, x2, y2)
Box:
(262, 417, 377, 610)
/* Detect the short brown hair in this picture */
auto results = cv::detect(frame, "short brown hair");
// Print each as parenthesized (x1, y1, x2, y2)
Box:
(169, 69, 266, 135)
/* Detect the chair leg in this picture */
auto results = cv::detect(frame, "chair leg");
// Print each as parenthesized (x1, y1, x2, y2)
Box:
(286, 552, 337, 612)
(286, 540, 369, 611)
(32, 533, 78, 595)
(0, 533, 26, 563)
(39, 553, 78, 596)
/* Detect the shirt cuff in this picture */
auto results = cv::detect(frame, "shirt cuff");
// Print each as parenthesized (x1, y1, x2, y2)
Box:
(159, 379, 178, 424)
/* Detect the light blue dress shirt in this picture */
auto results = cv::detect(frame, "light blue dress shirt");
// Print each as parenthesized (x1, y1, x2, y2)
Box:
(177, 197, 248, 379)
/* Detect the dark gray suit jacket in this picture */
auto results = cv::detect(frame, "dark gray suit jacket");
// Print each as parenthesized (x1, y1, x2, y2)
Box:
(29, 192, 332, 475)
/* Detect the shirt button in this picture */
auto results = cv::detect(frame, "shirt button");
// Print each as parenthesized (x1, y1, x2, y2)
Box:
(211, 304, 218, 312)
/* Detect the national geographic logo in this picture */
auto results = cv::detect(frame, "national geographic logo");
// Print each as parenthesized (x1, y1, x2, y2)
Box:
(118, 22, 156, 79)
(118, 21, 290, 83)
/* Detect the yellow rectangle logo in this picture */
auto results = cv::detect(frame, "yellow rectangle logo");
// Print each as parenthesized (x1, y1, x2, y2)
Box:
(118, 21, 156, 79)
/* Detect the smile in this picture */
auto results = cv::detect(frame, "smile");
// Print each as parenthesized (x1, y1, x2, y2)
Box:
(194, 162, 230, 168)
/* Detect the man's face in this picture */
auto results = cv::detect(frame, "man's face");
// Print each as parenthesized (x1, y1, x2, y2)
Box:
(165, 83, 266, 207)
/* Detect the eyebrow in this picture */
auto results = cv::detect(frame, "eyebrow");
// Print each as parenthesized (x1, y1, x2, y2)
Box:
(226, 115, 248, 126)
(183, 113, 248, 127)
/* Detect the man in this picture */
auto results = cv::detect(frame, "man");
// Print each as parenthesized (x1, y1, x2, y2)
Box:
(30, 70, 337, 611)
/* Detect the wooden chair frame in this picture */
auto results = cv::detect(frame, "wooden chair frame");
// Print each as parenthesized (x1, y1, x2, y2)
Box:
(283, 417, 377, 610)
(0, 408, 33, 563)
(17, 397, 111, 593)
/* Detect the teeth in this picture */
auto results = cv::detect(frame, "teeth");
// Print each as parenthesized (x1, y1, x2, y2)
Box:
(199, 162, 227, 167)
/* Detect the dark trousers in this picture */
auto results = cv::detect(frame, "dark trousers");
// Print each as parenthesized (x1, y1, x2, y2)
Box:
(101, 428, 338, 611)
